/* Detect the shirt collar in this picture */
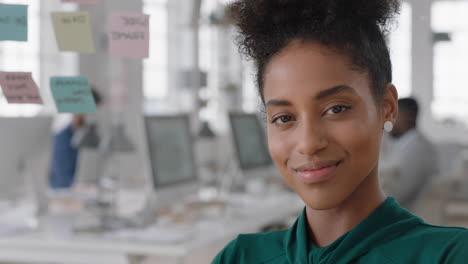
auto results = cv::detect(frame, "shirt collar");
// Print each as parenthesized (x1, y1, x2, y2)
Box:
(283, 197, 423, 264)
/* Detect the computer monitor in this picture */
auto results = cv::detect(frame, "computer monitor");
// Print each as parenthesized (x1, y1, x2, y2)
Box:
(228, 112, 273, 171)
(144, 114, 199, 208)
(0, 116, 52, 203)
(226, 112, 284, 194)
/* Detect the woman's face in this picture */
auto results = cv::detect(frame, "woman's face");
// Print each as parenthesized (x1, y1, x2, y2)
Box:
(264, 40, 395, 210)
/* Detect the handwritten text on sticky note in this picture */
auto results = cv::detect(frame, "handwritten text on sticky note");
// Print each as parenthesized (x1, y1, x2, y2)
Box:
(0, 72, 42, 104)
(50, 76, 96, 113)
(51, 12, 95, 53)
(109, 13, 150, 58)
(0, 4, 28, 41)
(61, 0, 101, 4)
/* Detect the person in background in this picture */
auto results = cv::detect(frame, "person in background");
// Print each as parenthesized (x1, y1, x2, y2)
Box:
(381, 97, 438, 211)
(49, 88, 102, 189)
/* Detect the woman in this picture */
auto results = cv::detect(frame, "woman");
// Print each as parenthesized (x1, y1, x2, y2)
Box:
(212, 0, 468, 263)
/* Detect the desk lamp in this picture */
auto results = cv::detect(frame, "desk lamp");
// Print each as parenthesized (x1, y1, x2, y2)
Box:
(96, 123, 134, 230)
(72, 123, 101, 149)
(69, 122, 104, 188)
(196, 121, 221, 202)
(197, 121, 218, 184)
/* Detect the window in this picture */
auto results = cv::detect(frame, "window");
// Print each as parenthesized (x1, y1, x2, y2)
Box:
(143, 0, 168, 100)
(388, 2, 412, 98)
(432, 1, 468, 124)
(242, 61, 259, 113)
(199, 0, 220, 120)
(0, 0, 40, 116)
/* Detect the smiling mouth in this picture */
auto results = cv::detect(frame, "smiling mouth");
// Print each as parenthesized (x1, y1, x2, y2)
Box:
(294, 160, 341, 184)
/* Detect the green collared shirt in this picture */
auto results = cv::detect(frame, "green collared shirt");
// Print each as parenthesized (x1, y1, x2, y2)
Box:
(212, 197, 468, 263)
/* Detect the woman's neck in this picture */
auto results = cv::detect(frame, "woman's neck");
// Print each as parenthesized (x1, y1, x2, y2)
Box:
(305, 172, 386, 247)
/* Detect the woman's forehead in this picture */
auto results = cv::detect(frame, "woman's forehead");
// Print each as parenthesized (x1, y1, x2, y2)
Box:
(263, 41, 371, 102)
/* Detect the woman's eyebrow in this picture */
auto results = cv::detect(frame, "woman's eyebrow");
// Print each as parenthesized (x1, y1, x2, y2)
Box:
(266, 99, 292, 108)
(315, 85, 358, 100)
(265, 85, 357, 108)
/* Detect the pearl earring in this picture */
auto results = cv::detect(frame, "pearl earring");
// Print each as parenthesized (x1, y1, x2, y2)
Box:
(384, 121, 393, 132)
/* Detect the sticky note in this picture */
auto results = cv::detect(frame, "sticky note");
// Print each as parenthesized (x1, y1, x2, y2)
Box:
(51, 12, 95, 53)
(0, 72, 42, 104)
(61, 0, 101, 4)
(109, 13, 150, 58)
(0, 4, 28, 41)
(50, 76, 96, 113)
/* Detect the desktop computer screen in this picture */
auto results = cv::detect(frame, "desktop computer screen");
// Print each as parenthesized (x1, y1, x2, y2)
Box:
(228, 112, 273, 170)
(144, 114, 198, 189)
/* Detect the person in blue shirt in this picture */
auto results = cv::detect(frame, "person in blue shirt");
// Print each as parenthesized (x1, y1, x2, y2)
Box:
(49, 88, 102, 189)
(212, 0, 468, 263)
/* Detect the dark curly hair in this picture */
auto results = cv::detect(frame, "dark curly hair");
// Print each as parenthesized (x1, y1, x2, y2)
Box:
(228, 0, 401, 105)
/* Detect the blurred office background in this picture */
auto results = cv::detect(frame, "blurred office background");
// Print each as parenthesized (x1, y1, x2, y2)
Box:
(1, 0, 468, 263)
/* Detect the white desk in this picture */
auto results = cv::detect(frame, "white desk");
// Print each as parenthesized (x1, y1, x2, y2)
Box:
(0, 192, 304, 264)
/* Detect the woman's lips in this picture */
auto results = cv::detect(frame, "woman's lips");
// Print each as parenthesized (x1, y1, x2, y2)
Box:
(294, 160, 341, 184)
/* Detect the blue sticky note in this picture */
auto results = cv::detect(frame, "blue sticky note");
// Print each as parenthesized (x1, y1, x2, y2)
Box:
(50, 76, 96, 114)
(0, 4, 28, 41)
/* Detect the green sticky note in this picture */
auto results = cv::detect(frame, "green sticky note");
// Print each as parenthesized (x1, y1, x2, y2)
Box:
(51, 11, 95, 53)
(50, 76, 96, 113)
(0, 4, 28, 41)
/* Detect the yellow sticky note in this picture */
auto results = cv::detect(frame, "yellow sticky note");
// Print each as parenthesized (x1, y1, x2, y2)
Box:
(51, 11, 95, 53)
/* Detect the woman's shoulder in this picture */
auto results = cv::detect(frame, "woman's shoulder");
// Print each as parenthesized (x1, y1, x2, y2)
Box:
(413, 222, 468, 241)
(211, 230, 289, 264)
(373, 223, 468, 263)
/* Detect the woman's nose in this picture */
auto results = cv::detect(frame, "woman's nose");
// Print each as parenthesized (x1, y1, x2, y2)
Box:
(296, 120, 328, 156)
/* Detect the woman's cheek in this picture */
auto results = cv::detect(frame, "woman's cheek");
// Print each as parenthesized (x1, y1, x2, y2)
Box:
(333, 119, 380, 167)
(269, 130, 298, 184)
(268, 130, 290, 166)
(268, 131, 281, 163)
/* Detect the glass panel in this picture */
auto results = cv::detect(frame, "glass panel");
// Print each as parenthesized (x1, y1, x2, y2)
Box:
(0, 0, 41, 116)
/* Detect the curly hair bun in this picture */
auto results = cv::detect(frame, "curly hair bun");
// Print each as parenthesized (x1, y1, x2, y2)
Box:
(229, 0, 400, 59)
(228, 0, 401, 103)
(230, 0, 400, 30)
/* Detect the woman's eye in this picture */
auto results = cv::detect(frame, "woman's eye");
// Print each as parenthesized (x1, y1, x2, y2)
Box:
(325, 105, 351, 115)
(272, 115, 294, 124)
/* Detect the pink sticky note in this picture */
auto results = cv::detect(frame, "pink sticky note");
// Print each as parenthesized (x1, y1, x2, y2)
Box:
(109, 13, 150, 59)
(61, 0, 101, 4)
(0, 72, 43, 104)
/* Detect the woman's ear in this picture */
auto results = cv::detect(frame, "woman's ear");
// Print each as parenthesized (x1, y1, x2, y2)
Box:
(381, 83, 398, 124)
